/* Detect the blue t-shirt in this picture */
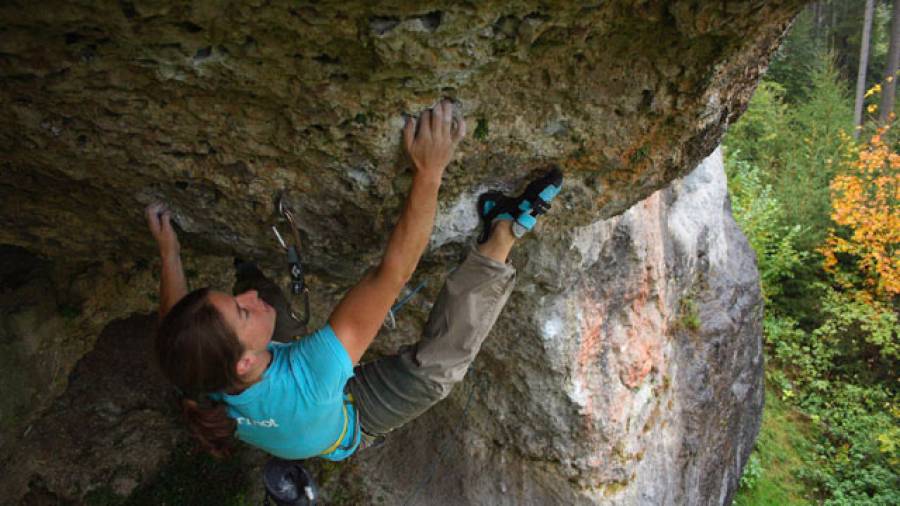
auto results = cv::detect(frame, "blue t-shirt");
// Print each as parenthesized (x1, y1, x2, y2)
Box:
(211, 325, 360, 461)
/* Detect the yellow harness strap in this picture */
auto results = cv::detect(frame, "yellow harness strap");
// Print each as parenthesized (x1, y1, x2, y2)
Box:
(319, 393, 354, 456)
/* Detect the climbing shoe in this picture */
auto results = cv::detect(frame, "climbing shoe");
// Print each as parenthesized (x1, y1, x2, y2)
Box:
(476, 190, 518, 244)
(510, 166, 563, 238)
(476, 167, 564, 244)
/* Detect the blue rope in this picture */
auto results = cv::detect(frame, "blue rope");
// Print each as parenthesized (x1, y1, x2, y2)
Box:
(390, 280, 428, 314)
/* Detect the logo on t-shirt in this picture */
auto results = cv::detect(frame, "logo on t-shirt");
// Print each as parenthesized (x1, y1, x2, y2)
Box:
(236, 416, 279, 428)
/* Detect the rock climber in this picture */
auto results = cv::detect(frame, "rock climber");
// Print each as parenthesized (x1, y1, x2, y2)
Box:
(145, 99, 563, 461)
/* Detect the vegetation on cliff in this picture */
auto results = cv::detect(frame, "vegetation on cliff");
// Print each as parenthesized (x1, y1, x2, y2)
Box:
(728, 4, 899, 504)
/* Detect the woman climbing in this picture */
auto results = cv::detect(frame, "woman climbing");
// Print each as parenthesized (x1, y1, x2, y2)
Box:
(146, 99, 563, 461)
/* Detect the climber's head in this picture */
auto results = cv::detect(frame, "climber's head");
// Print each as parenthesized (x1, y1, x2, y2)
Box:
(156, 287, 275, 394)
(155, 287, 274, 457)
(207, 288, 277, 373)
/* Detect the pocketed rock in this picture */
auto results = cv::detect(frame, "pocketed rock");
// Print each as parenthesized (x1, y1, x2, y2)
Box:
(1, 0, 802, 265)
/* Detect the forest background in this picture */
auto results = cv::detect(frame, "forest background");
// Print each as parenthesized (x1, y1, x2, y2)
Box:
(728, 1, 899, 505)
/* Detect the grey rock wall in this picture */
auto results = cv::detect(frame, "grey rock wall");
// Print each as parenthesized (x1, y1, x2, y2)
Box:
(0, 147, 763, 505)
(348, 147, 764, 505)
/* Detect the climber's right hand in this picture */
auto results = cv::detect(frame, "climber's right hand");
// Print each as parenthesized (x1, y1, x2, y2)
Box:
(403, 99, 466, 184)
(145, 201, 180, 257)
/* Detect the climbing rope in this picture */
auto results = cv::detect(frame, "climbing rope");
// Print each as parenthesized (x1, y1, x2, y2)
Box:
(384, 279, 428, 330)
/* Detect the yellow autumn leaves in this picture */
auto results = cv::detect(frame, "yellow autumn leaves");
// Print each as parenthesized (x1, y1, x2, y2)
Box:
(820, 124, 900, 301)
(865, 83, 882, 99)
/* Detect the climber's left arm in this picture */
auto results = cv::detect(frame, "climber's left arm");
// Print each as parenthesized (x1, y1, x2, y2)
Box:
(145, 202, 188, 320)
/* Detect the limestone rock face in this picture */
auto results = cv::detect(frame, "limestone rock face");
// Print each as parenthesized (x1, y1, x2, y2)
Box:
(0, 148, 763, 506)
(1, 0, 802, 263)
(0, 1, 789, 504)
(352, 147, 763, 505)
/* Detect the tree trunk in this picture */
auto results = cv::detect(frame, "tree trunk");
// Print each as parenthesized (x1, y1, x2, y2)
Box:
(880, 0, 900, 124)
(830, 0, 837, 51)
(813, 2, 822, 44)
(855, 0, 876, 139)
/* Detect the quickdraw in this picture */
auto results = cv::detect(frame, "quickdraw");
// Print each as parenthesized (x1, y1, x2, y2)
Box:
(271, 194, 311, 326)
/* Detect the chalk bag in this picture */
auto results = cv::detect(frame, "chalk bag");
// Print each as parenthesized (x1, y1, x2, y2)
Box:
(262, 458, 318, 506)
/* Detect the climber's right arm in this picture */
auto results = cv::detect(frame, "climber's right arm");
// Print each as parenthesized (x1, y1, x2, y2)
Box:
(145, 202, 188, 321)
(329, 101, 465, 364)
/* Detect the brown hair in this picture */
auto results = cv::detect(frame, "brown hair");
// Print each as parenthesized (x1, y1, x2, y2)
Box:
(156, 288, 244, 458)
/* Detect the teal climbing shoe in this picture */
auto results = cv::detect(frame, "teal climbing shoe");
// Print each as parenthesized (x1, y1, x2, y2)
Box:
(476, 166, 564, 243)
(510, 166, 563, 237)
(476, 190, 517, 244)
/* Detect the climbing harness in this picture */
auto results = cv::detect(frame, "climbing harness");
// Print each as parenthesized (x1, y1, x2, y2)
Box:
(320, 392, 360, 455)
(271, 194, 310, 326)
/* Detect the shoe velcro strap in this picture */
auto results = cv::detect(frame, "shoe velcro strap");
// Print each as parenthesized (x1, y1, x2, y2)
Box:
(516, 212, 537, 230)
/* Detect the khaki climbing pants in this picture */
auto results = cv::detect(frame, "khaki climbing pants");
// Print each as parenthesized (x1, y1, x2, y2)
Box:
(348, 246, 516, 441)
(235, 245, 517, 443)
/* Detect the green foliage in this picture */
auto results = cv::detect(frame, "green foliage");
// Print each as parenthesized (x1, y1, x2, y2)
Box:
(796, 382, 900, 506)
(734, 388, 816, 506)
(727, 55, 853, 253)
(725, 150, 806, 303)
(781, 59, 855, 252)
(676, 295, 700, 331)
(739, 453, 762, 491)
(816, 287, 899, 365)
(723, 80, 790, 167)
(725, 54, 855, 327)
(765, 3, 892, 106)
(751, 281, 899, 503)
(834, 0, 892, 101)
(743, 306, 899, 504)
(473, 117, 489, 140)
(725, 37, 899, 503)
(765, 11, 819, 103)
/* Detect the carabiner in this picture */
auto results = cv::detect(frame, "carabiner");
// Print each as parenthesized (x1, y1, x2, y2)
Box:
(272, 194, 311, 326)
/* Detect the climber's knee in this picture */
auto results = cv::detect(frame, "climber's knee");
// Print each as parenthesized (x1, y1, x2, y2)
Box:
(432, 379, 455, 401)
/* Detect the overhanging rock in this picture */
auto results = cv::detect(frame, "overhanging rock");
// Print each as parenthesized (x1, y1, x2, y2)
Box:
(1, 0, 805, 265)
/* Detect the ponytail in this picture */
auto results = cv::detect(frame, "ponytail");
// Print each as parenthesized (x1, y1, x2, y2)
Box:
(181, 397, 237, 458)
(156, 288, 245, 458)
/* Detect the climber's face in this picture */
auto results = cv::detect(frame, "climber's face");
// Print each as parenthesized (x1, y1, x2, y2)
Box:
(208, 289, 276, 354)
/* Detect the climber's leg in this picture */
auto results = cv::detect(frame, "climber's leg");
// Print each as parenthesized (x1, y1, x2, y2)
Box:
(232, 261, 305, 342)
(348, 222, 517, 437)
(348, 167, 563, 443)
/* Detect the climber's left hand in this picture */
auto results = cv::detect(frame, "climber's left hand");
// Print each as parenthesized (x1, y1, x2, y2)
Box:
(145, 201, 180, 258)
